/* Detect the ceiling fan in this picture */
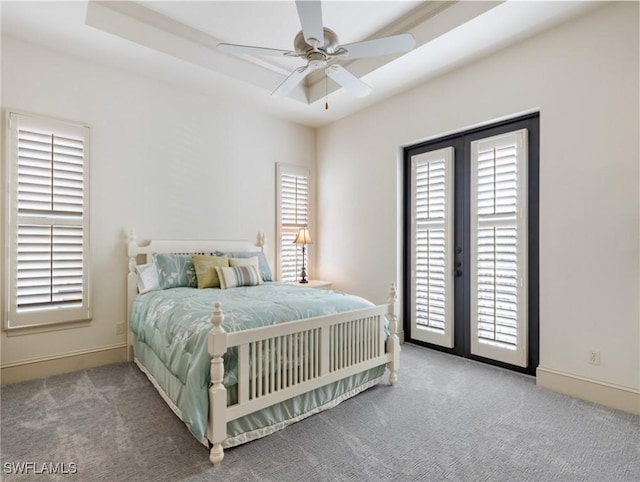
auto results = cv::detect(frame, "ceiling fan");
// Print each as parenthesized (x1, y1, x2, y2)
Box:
(216, 0, 416, 99)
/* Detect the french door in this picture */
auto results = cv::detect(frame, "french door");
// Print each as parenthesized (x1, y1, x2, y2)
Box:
(404, 114, 539, 375)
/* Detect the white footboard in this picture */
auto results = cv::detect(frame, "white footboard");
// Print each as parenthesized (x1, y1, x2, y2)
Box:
(206, 283, 400, 466)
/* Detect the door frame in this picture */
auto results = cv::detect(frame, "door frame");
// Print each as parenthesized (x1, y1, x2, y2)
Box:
(403, 113, 539, 376)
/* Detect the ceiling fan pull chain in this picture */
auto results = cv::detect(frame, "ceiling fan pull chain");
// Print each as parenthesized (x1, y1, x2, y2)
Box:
(325, 74, 329, 110)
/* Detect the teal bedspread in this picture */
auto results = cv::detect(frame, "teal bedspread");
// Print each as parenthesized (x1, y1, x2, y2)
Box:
(130, 282, 374, 442)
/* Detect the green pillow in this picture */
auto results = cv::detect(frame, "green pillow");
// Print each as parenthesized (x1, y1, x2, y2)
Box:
(192, 254, 229, 288)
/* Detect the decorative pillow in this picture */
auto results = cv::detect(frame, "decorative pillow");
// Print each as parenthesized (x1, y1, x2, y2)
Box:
(229, 256, 259, 269)
(219, 251, 273, 282)
(153, 253, 197, 289)
(192, 254, 229, 289)
(215, 265, 263, 289)
(136, 263, 159, 294)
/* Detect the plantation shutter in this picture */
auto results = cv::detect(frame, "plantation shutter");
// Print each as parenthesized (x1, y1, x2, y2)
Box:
(470, 129, 528, 367)
(6, 113, 91, 329)
(276, 164, 309, 282)
(410, 147, 454, 348)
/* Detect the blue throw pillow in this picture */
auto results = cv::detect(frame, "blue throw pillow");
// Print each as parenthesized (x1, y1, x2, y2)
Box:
(153, 253, 197, 289)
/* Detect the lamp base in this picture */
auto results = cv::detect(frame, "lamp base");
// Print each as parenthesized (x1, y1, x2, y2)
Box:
(299, 265, 308, 283)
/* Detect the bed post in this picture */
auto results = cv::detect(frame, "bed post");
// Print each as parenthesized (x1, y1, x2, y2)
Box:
(208, 302, 227, 466)
(257, 231, 265, 252)
(386, 282, 400, 385)
(126, 229, 139, 362)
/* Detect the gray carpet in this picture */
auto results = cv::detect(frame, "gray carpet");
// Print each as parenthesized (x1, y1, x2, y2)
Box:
(1, 344, 638, 481)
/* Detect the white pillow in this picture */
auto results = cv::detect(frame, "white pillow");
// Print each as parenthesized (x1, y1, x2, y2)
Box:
(136, 263, 159, 294)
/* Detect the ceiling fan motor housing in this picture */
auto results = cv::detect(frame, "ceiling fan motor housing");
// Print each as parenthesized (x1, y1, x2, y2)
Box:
(294, 27, 340, 56)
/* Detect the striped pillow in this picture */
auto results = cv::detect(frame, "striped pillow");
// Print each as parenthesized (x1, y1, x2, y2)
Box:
(215, 265, 263, 289)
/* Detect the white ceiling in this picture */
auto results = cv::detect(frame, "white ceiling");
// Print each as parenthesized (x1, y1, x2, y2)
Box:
(1, 1, 600, 128)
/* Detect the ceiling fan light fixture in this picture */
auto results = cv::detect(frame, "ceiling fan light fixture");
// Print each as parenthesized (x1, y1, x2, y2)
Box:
(307, 51, 327, 70)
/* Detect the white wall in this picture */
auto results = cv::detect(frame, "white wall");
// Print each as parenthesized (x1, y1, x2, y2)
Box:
(0, 37, 315, 367)
(317, 3, 639, 391)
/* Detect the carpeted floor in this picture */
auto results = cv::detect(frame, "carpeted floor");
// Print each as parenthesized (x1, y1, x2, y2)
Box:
(1, 344, 638, 481)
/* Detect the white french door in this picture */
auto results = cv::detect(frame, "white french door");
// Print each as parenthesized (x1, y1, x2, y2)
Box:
(470, 129, 528, 367)
(407, 119, 536, 372)
(410, 147, 455, 348)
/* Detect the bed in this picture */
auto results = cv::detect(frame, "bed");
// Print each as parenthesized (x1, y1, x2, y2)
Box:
(126, 231, 400, 466)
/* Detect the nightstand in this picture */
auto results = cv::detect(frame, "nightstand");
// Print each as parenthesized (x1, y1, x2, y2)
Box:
(288, 280, 333, 289)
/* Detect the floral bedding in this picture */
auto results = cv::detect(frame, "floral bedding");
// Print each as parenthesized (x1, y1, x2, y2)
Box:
(130, 282, 374, 441)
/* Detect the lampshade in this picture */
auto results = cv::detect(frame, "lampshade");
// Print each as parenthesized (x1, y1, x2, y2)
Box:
(293, 228, 313, 245)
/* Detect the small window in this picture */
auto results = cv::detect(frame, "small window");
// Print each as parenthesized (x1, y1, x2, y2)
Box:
(276, 163, 309, 282)
(5, 112, 91, 331)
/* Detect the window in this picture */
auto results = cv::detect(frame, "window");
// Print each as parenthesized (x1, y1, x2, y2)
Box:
(5, 112, 91, 331)
(276, 163, 309, 282)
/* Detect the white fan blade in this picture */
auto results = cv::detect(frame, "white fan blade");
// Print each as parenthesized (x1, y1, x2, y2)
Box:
(272, 65, 313, 97)
(326, 65, 372, 98)
(295, 0, 324, 47)
(217, 43, 298, 57)
(339, 33, 415, 59)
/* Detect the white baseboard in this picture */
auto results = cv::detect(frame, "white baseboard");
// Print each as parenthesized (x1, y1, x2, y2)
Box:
(537, 366, 640, 415)
(1, 344, 128, 385)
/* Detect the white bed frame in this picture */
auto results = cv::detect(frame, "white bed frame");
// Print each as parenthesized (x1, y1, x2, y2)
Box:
(126, 231, 400, 466)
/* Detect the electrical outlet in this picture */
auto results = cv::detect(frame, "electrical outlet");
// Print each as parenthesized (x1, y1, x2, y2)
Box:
(115, 322, 124, 335)
(588, 350, 601, 366)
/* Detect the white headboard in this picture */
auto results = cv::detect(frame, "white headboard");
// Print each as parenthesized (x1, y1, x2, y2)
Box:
(128, 233, 264, 263)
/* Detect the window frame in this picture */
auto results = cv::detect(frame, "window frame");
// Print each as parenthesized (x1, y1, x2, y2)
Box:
(4, 111, 92, 334)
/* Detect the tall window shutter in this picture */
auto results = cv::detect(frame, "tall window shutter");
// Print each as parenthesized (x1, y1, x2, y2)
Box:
(6, 113, 91, 329)
(470, 129, 528, 367)
(410, 147, 454, 348)
(276, 164, 309, 282)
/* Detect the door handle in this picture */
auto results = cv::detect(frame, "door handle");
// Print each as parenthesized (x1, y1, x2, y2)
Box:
(454, 261, 462, 277)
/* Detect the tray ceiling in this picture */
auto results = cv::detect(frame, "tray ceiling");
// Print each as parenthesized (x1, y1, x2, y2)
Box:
(1, 1, 599, 127)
